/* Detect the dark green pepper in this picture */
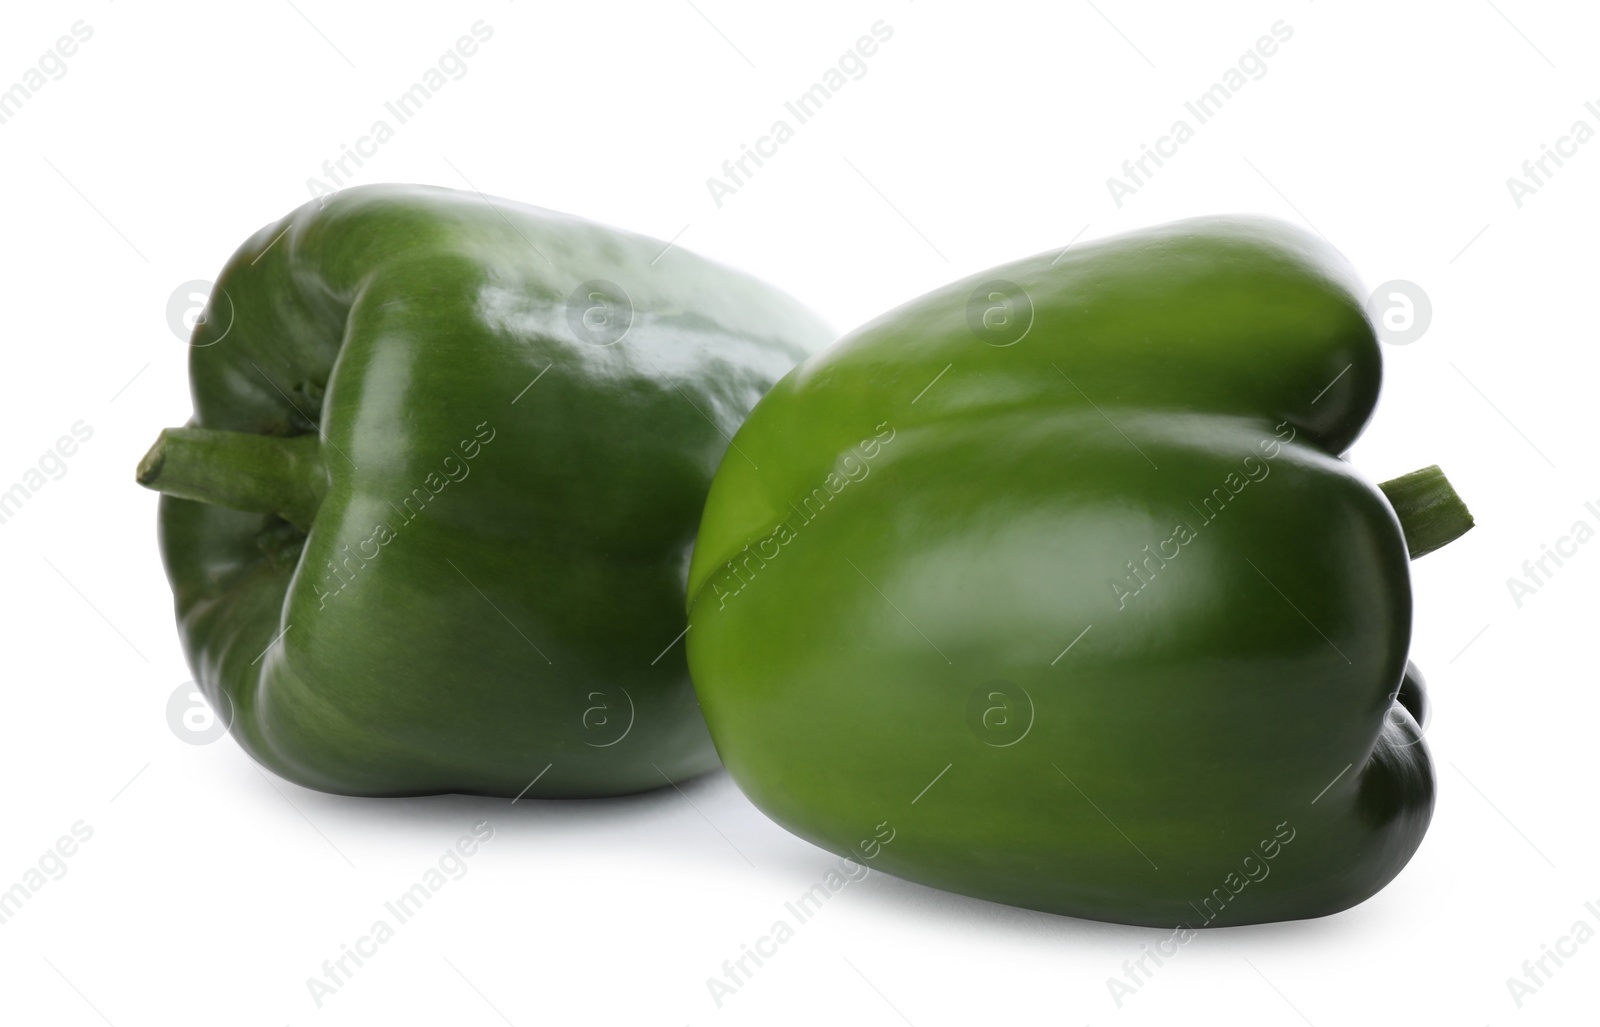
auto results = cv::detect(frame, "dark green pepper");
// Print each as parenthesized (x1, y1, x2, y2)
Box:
(138, 184, 830, 798)
(685, 216, 1472, 926)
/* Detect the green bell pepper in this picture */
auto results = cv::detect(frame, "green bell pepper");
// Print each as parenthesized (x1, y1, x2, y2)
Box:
(685, 216, 1473, 926)
(138, 184, 830, 798)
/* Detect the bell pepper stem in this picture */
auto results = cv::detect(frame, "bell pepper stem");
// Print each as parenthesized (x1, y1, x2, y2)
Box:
(1377, 465, 1473, 559)
(136, 427, 328, 532)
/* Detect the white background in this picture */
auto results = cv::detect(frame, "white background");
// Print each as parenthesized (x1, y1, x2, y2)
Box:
(1, 1, 1595, 1024)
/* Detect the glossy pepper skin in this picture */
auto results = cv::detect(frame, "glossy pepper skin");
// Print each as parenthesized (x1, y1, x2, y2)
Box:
(140, 184, 831, 798)
(686, 216, 1471, 927)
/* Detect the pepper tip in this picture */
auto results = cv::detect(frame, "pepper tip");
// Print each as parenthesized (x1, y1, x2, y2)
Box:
(135, 431, 169, 488)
